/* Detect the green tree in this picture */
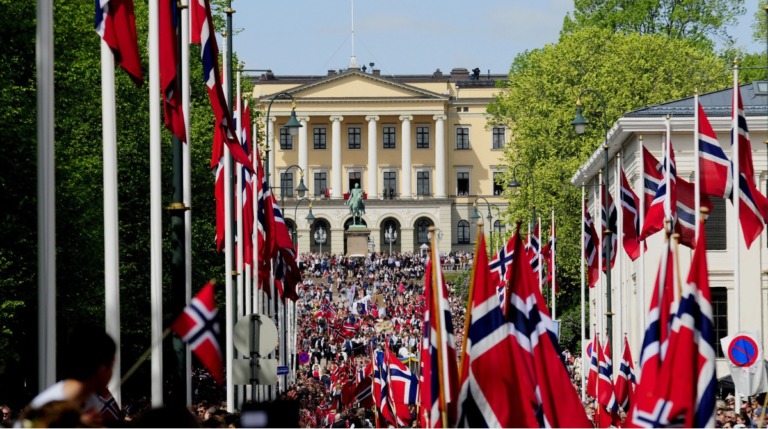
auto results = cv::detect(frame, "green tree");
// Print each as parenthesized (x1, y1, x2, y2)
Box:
(562, 0, 747, 50)
(489, 27, 729, 317)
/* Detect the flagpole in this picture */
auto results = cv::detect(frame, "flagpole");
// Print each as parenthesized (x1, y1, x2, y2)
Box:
(460, 220, 482, 377)
(694, 90, 701, 242)
(732, 60, 741, 334)
(551, 209, 556, 320)
(101, 36, 122, 406)
(638, 136, 646, 356)
(581, 184, 586, 402)
(616, 152, 622, 359)
(180, 0, 193, 408)
(221, 26, 235, 412)
(538, 217, 543, 295)
(429, 227, 449, 428)
(235, 68, 245, 406)
(598, 170, 604, 351)
(37, 0, 56, 393)
(149, 0, 165, 407)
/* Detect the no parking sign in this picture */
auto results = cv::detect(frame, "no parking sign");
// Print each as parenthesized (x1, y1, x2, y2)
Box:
(720, 331, 768, 395)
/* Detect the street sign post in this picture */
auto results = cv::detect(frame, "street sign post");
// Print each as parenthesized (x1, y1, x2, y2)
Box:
(233, 313, 279, 387)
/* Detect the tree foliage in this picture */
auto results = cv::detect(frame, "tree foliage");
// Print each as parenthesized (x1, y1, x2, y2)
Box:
(562, 0, 746, 50)
(489, 27, 729, 312)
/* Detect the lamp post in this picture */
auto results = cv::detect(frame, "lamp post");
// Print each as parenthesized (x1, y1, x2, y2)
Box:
(263, 92, 302, 188)
(470, 196, 495, 249)
(508, 163, 536, 230)
(385, 226, 398, 255)
(292, 198, 315, 249)
(278, 164, 308, 210)
(572, 88, 613, 346)
(314, 226, 327, 255)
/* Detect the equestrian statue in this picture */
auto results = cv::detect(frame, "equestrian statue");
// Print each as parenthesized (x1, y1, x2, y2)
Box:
(345, 183, 366, 226)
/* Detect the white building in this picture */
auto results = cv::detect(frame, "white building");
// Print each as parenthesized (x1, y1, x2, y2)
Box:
(571, 81, 768, 378)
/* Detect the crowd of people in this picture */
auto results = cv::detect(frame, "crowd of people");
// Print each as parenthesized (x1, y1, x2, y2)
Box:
(6, 248, 760, 428)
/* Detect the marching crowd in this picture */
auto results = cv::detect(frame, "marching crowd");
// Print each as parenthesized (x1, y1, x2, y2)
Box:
(5, 248, 760, 428)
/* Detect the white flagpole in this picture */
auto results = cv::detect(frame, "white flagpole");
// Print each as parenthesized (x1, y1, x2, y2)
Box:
(732, 62, 741, 334)
(37, 0, 56, 392)
(180, 0, 193, 407)
(598, 173, 604, 345)
(538, 217, 543, 293)
(694, 90, 701, 241)
(638, 136, 646, 351)
(616, 152, 623, 356)
(580, 184, 586, 402)
(222, 34, 235, 412)
(149, 0, 164, 407)
(551, 208, 556, 320)
(101, 38, 122, 406)
(664, 116, 672, 225)
(236, 71, 244, 322)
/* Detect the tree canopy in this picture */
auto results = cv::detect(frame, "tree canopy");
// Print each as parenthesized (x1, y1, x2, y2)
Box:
(562, 0, 746, 50)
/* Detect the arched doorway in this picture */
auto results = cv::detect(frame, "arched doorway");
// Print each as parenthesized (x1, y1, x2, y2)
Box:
(413, 217, 434, 252)
(343, 218, 368, 255)
(379, 217, 401, 254)
(310, 219, 331, 254)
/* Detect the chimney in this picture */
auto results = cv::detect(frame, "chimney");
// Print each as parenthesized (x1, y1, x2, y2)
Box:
(372, 69, 381, 77)
(450, 68, 469, 80)
(328, 70, 337, 76)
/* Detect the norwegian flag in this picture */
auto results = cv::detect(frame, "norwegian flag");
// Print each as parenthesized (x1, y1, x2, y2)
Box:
(676, 177, 713, 249)
(697, 101, 732, 199)
(373, 345, 418, 427)
(587, 334, 599, 398)
(94, 0, 143, 85)
(615, 336, 637, 413)
(255, 144, 274, 295)
(730, 83, 768, 248)
(630, 217, 716, 427)
(241, 99, 254, 271)
(98, 389, 124, 423)
(583, 200, 600, 288)
(213, 126, 226, 252)
(540, 212, 558, 294)
(504, 223, 592, 428)
(489, 235, 515, 304)
(419, 253, 459, 428)
(640, 135, 677, 241)
(342, 320, 357, 337)
(457, 233, 539, 428)
(171, 281, 224, 384)
(598, 340, 620, 416)
(627, 242, 676, 425)
(270, 195, 300, 301)
(525, 220, 542, 285)
(620, 168, 641, 260)
(602, 184, 618, 270)
(159, 0, 186, 142)
(642, 146, 664, 209)
(190, 0, 251, 169)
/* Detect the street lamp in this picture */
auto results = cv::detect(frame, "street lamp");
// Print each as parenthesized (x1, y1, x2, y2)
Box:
(385, 226, 398, 255)
(292, 198, 315, 249)
(508, 163, 536, 230)
(278, 164, 308, 208)
(471, 197, 495, 249)
(572, 88, 613, 346)
(263, 92, 302, 187)
(314, 226, 327, 255)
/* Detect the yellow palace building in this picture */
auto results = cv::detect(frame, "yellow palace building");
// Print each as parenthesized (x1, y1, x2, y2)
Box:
(252, 66, 509, 255)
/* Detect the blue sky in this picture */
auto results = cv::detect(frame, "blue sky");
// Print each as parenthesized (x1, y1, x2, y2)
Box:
(231, 0, 765, 76)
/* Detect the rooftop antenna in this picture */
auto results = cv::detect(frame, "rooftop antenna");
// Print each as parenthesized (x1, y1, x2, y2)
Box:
(349, 0, 359, 69)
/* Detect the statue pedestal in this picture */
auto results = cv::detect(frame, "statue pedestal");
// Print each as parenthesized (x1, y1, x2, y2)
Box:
(345, 226, 370, 258)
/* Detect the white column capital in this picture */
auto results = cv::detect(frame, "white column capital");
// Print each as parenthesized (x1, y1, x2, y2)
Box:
(298, 116, 311, 123)
(330, 115, 344, 122)
(399, 115, 413, 122)
(433, 114, 447, 121)
(365, 115, 380, 122)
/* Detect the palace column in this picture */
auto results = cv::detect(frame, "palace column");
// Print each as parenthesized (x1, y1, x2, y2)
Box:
(298, 116, 310, 189)
(400, 115, 413, 198)
(366, 115, 379, 199)
(330, 115, 343, 199)
(434, 114, 446, 198)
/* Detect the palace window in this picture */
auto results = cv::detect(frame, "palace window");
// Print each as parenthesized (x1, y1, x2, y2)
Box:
(456, 126, 470, 150)
(457, 220, 470, 244)
(348, 126, 362, 150)
(383, 126, 396, 149)
(313, 127, 327, 150)
(279, 127, 292, 150)
(416, 126, 430, 149)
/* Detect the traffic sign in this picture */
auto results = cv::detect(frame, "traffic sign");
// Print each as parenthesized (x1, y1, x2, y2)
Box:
(299, 352, 310, 365)
(277, 365, 289, 376)
(728, 334, 759, 367)
(234, 313, 278, 356)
